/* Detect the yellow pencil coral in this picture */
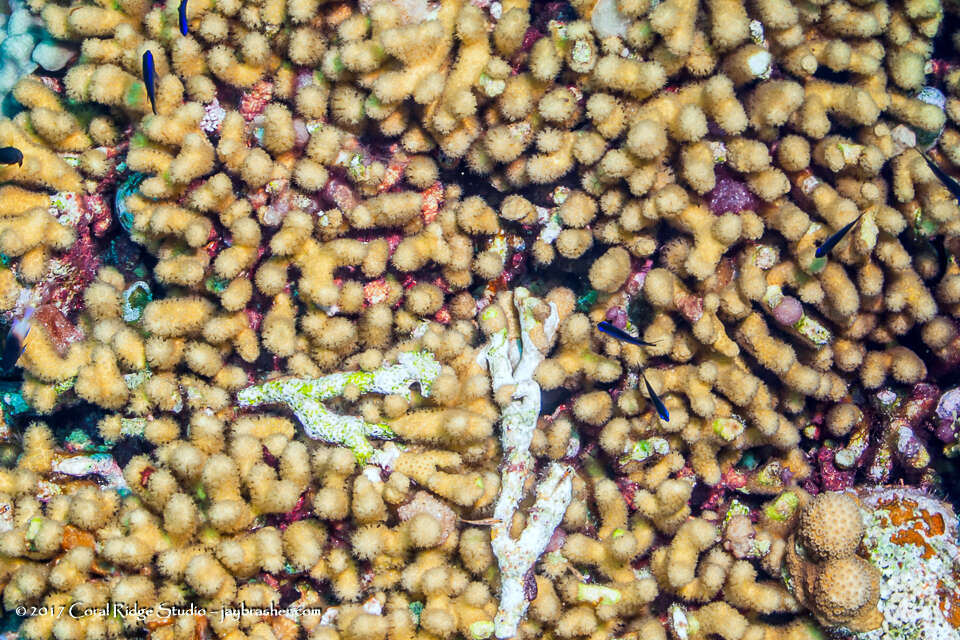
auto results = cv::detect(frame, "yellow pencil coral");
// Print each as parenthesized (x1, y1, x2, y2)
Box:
(0, 0, 957, 638)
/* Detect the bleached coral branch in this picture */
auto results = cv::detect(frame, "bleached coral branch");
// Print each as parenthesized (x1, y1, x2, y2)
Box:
(236, 351, 442, 463)
(480, 287, 573, 639)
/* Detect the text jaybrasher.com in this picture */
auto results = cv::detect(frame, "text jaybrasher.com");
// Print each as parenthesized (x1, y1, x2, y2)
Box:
(16, 603, 328, 622)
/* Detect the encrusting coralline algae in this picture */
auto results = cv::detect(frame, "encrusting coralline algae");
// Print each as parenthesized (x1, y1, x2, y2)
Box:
(0, 0, 958, 638)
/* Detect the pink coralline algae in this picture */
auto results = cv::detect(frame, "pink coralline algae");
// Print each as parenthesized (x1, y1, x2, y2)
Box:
(421, 182, 444, 224)
(32, 305, 84, 358)
(324, 176, 361, 212)
(706, 166, 760, 215)
(377, 146, 410, 194)
(867, 384, 940, 484)
(934, 388, 960, 445)
(239, 81, 274, 121)
(83, 194, 113, 237)
(809, 446, 857, 493)
(604, 306, 627, 329)
(35, 227, 99, 318)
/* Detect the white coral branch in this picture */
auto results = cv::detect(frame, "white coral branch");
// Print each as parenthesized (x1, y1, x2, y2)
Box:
(480, 287, 573, 639)
(236, 351, 441, 463)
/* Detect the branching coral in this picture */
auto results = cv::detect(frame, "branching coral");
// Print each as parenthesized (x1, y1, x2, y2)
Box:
(0, 0, 957, 638)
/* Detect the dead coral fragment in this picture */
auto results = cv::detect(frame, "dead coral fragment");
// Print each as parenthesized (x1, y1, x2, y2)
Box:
(237, 351, 442, 463)
(480, 288, 572, 639)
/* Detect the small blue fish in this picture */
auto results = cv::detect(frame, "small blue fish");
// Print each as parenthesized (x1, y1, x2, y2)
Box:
(919, 150, 960, 201)
(1, 306, 34, 370)
(142, 50, 157, 115)
(595, 321, 669, 422)
(815, 214, 863, 258)
(0, 147, 23, 167)
(597, 321, 658, 347)
(642, 372, 670, 422)
(178, 0, 189, 36)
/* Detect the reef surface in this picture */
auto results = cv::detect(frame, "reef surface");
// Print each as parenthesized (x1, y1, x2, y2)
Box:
(0, 0, 959, 639)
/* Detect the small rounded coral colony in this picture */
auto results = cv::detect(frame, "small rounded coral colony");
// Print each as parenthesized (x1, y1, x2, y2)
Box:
(0, 0, 958, 639)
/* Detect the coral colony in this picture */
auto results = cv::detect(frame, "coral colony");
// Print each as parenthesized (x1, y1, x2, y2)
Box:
(3, 0, 960, 639)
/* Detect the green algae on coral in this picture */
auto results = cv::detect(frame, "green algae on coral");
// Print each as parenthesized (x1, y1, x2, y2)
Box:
(236, 351, 441, 463)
